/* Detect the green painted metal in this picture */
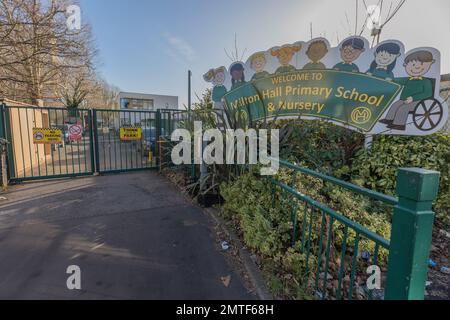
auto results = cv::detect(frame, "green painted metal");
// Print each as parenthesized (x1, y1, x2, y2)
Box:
(3, 106, 186, 181)
(0, 103, 8, 184)
(304, 205, 314, 275)
(368, 243, 381, 300)
(0, 103, 6, 141)
(156, 110, 161, 163)
(315, 211, 327, 292)
(291, 199, 299, 246)
(336, 226, 349, 300)
(348, 233, 361, 300)
(95, 167, 159, 175)
(4, 106, 15, 179)
(322, 217, 334, 300)
(269, 160, 440, 301)
(92, 110, 100, 172)
(300, 203, 309, 252)
(278, 159, 398, 205)
(9, 172, 93, 182)
(271, 178, 391, 247)
(93, 109, 159, 174)
(385, 168, 440, 300)
(88, 109, 96, 174)
(5, 106, 94, 181)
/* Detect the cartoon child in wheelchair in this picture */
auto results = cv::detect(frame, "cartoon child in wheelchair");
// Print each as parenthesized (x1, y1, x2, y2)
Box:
(379, 50, 444, 132)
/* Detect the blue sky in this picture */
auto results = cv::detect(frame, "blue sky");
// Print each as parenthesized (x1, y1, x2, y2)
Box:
(79, 0, 450, 108)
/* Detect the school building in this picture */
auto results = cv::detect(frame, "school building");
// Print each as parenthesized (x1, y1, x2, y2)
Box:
(119, 92, 179, 111)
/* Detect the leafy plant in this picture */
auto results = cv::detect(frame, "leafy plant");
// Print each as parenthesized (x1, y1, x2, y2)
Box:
(275, 119, 365, 175)
(350, 133, 450, 227)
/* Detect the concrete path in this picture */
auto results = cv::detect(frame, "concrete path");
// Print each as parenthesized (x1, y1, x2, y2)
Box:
(0, 172, 255, 300)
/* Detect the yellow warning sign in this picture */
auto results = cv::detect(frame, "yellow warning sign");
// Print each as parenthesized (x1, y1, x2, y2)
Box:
(120, 127, 142, 141)
(33, 128, 63, 145)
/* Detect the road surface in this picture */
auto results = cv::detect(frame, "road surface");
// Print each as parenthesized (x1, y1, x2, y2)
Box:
(0, 171, 254, 300)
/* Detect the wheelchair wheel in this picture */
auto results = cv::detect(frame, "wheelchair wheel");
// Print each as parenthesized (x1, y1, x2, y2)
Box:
(413, 99, 443, 131)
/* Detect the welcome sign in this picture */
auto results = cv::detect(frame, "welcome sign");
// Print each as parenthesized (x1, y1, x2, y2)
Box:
(204, 36, 448, 135)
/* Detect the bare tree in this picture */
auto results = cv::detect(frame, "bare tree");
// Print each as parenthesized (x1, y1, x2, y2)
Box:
(84, 78, 120, 110)
(58, 72, 89, 109)
(0, 0, 97, 105)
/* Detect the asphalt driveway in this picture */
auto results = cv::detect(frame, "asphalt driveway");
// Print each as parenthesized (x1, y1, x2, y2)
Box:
(0, 171, 254, 300)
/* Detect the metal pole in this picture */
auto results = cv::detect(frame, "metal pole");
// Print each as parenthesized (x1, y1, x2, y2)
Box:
(92, 110, 100, 175)
(200, 139, 208, 192)
(0, 103, 8, 188)
(188, 70, 196, 182)
(188, 70, 192, 113)
(364, 135, 373, 150)
(88, 109, 96, 175)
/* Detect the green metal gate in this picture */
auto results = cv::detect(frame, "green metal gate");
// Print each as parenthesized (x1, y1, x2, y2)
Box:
(0, 104, 186, 182)
(0, 105, 94, 181)
(93, 109, 160, 173)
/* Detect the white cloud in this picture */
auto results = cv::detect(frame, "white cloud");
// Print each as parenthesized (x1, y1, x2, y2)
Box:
(163, 32, 196, 63)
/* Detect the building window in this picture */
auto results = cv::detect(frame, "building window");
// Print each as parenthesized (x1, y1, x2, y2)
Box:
(120, 98, 154, 110)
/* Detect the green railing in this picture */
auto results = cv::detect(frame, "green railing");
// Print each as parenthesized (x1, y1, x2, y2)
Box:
(0, 105, 95, 181)
(0, 103, 192, 182)
(270, 159, 440, 300)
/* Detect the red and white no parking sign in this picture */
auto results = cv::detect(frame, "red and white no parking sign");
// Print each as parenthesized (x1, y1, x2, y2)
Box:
(68, 124, 83, 142)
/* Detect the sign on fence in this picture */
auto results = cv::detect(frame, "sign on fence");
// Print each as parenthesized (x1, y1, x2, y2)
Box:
(68, 124, 83, 142)
(32, 128, 63, 145)
(204, 36, 448, 135)
(120, 127, 142, 141)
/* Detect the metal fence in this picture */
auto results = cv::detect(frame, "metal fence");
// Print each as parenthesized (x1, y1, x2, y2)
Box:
(93, 109, 159, 173)
(1, 106, 94, 181)
(0, 104, 190, 182)
(269, 159, 439, 300)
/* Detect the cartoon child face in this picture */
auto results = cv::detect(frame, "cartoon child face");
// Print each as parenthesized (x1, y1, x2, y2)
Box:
(251, 55, 266, 72)
(213, 72, 225, 86)
(231, 68, 244, 81)
(405, 60, 434, 77)
(340, 45, 363, 64)
(277, 48, 296, 66)
(375, 50, 399, 67)
(307, 42, 328, 62)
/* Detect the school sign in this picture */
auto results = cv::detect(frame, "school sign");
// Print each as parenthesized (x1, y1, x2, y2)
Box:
(204, 36, 448, 135)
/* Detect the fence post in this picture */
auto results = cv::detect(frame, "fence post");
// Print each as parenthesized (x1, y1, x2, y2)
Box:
(2, 104, 14, 180)
(92, 110, 100, 174)
(88, 109, 96, 174)
(385, 168, 440, 300)
(156, 110, 161, 166)
(0, 103, 8, 188)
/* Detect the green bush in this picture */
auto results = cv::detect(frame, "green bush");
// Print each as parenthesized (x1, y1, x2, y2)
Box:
(220, 173, 292, 257)
(220, 168, 392, 299)
(350, 134, 450, 227)
(277, 119, 365, 174)
(220, 171, 312, 299)
(219, 118, 449, 299)
(275, 119, 449, 228)
(275, 168, 391, 260)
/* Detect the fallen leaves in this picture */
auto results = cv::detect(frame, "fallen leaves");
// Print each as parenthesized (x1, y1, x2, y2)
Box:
(221, 275, 231, 287)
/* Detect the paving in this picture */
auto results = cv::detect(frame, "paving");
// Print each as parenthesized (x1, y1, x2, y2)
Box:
(0, 171, 255, 300)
